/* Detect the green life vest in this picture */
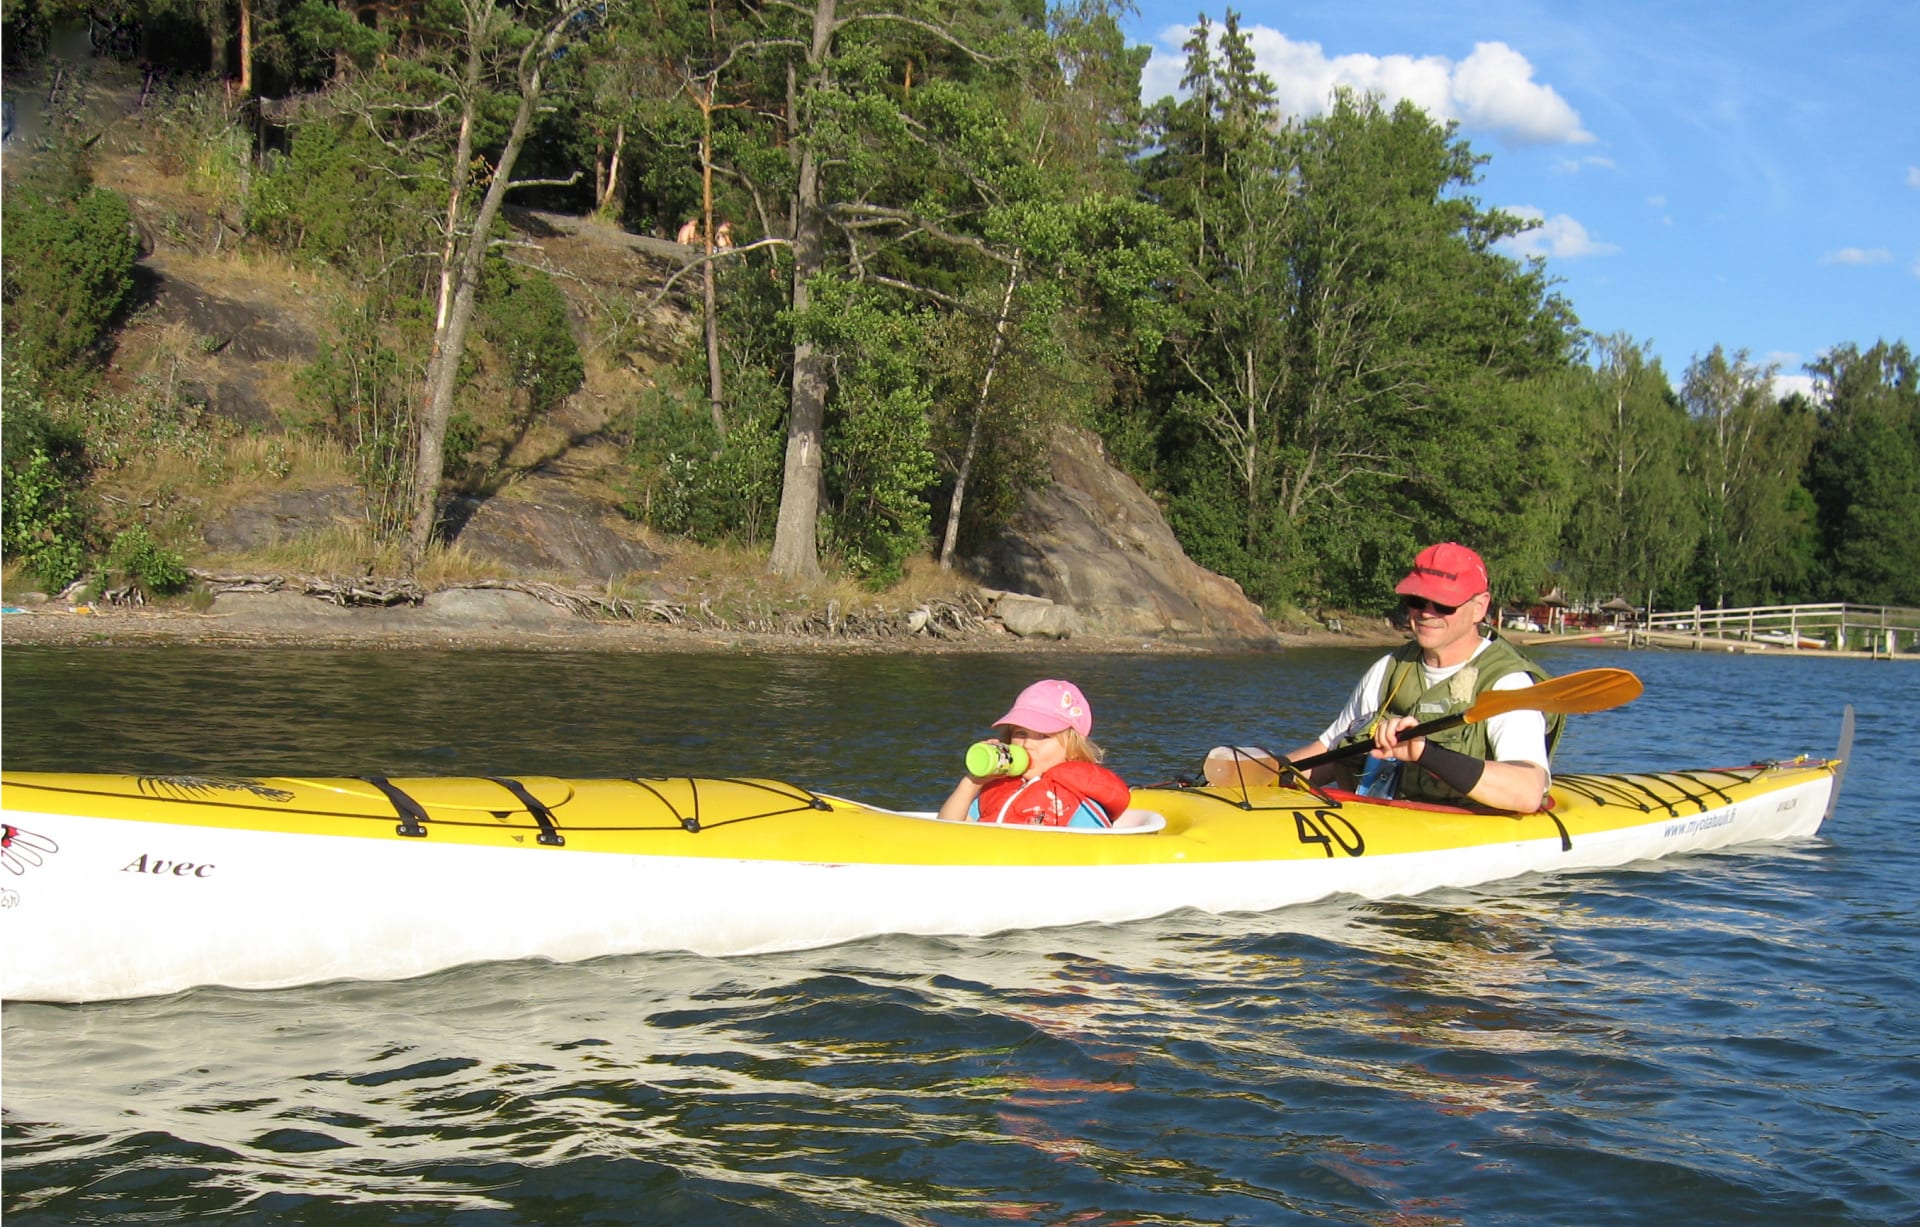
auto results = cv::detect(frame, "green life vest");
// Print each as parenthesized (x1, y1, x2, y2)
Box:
(1337, 631, 1562, 803)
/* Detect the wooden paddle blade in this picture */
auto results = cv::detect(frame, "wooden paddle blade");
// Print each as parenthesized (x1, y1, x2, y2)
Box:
(1463, 667, 1644, 723)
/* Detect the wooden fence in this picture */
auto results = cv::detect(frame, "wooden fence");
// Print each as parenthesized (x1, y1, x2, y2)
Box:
(1638, 602, 1920, 656)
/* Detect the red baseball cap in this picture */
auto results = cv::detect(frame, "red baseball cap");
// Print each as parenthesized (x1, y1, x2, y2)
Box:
(1395, 542, 1489, 605)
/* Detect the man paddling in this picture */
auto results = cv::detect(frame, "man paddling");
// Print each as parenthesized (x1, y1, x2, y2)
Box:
(1287, 542, 1555, 812)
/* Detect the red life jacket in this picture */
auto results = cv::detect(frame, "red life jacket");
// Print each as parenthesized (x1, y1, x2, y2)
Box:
(976, 761, 1131, 828)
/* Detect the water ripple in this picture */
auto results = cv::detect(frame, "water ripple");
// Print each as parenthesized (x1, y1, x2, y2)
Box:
(5, 646, 1917, 1224)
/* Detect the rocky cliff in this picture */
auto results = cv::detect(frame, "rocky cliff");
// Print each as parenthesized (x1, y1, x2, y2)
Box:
(89, 182, 1284, 644)
(981, 428, 1276, 644)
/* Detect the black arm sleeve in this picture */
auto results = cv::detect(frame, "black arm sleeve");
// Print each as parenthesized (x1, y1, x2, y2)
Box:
(1417, 743, 1486, 796)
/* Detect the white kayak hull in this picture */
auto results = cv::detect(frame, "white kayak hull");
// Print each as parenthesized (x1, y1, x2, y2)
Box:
(1, 762, 1837, 1002)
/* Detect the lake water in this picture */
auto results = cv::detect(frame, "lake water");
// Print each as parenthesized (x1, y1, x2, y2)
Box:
(2, 643, 1915, 1225)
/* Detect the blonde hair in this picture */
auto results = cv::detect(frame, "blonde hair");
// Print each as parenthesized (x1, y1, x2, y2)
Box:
(1059, 728, 1104, 764)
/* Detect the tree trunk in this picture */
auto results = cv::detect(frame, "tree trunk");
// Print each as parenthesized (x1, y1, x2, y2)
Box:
(597, 122, 625, 216)
(703, 252, 724, 435)
(768, 169, 826, 579)
(238, 0, 253, 95)
(700, 110, 725, 436)
(406, 0, 574, 564)
(767, 0, 834, 581)
(938, 255, 1021, 569)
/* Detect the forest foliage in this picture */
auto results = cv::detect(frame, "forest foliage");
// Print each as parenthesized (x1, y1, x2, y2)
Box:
(2, 0, 1914, 610)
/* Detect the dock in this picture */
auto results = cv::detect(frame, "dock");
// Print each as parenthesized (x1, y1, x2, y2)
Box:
(1514, 602, 1920, 659)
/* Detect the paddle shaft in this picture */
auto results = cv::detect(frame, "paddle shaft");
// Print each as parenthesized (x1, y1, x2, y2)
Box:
(1289, 712, 1475, 770)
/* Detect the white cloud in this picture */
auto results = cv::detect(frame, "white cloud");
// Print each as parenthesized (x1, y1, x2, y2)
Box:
(1553, 154, 1616, 173)
(1495, 206, 1620, 259)
(1912, 253, 1920, 278)
(1451, 42, 1591, 144)
(1908, 165, 1920, 189)
(1772, 373, 1816, 401)
(1141, 27, 1592, 147)
(1821, 247, 1893, 266)
(1761, 354, 1812, 402)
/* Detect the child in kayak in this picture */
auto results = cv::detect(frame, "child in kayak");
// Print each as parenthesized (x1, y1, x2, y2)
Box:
(936, 679, 1133, 828)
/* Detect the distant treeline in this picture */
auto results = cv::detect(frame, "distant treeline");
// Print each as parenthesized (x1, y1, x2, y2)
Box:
(3, 1, 1914, 609)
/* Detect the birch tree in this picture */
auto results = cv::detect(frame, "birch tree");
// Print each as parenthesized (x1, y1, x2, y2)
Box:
(404, 0, 596, 563)
(1560, 334, 1697, 606)
(1681, 346, 1816, 606)
(752, 0, 1039, 580)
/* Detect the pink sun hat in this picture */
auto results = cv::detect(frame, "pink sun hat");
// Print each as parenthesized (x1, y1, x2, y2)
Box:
(992, 679, 1093, 737)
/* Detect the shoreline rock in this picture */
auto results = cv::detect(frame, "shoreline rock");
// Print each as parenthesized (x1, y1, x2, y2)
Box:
(0, 591, 1401, 655)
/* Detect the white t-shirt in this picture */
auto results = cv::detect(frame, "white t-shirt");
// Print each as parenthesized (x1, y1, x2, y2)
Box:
(1317, 639, 1551, 772)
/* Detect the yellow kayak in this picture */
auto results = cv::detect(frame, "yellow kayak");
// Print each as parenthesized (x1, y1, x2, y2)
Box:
(0, 757, 1839, 1002)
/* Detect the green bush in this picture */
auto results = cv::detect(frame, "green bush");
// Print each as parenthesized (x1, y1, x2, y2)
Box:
(622, 373, 782, 546)
(1, 382, 94, 592)
(143, 77, 252, 207)
(105, 526, 190, 596)
(246, 120, 432, 278)
(284, 0, 389, 75)
(800, 281, 937, 587)
(443, 410, 485, 487)
(825, 381, 935, 587)
(1, 183, 140, 388)
(479, 262, 585, 418)
(295, 300, 423, 541)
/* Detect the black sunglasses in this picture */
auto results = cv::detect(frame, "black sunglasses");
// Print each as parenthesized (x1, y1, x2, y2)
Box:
(1403, 595, 1462, 616)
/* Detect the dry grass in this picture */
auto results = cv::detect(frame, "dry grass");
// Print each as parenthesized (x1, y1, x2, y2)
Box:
(219, 434, 352, 492)
(1, 559, 36, 600)
(79, 407, 351, 512)
(882, 554, 984, 605)
(144, 246, 337, 316)
(641, 542, 976, 619)
(219, 526, 511, 585)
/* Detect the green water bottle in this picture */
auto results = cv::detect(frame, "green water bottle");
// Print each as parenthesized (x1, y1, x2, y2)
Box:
(966, 741, 1030, 778)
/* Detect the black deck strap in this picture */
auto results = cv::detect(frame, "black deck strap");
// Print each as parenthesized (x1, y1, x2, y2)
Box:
(1612, 773, 1686, 815)
(621, 777, 834, 832)
(1553, 774, 1649, 812)
(363, 775, 429, 838)
(487, 777, 565, 847)
(1650, 771, 1719, 815)
(1540, 807, 1572, 852)
(1686, 769, 1747, 808)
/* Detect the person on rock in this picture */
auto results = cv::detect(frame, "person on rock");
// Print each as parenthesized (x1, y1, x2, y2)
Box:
(936, 679, 1133, 829)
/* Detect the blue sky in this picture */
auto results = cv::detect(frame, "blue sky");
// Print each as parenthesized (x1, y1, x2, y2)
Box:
(1122, 1, 1918, 397)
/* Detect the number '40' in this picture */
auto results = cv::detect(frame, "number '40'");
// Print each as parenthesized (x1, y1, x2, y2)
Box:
(1293, 810, 1365, 858)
